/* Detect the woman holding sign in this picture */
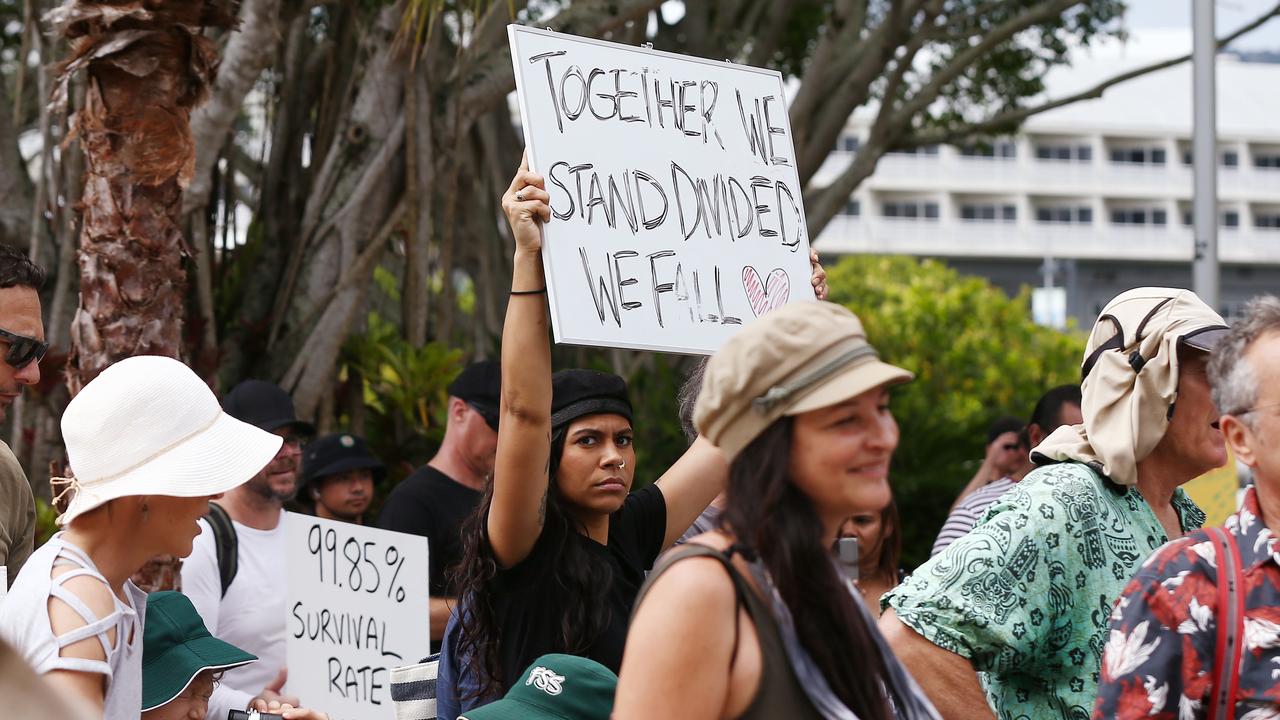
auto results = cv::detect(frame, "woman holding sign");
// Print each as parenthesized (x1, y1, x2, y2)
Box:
(613, 302, 939, 719)
(451, 158, 741, 703)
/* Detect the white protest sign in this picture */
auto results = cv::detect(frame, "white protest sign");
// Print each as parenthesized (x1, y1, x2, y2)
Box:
(285, 513, 430, 720)
(508, 26, 816, 355)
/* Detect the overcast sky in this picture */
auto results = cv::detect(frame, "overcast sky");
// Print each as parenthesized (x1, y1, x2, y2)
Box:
(1124, 0, 1280, 51)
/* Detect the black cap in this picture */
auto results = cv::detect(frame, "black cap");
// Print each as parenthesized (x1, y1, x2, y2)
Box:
(301, 433, 385, 487)
(448, 361, 501, 431)
(551, 369, 632, 432)
(221, 379, 315, 435)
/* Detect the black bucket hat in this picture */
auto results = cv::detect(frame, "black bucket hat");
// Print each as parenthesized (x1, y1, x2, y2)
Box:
(301, 433, 385, 487)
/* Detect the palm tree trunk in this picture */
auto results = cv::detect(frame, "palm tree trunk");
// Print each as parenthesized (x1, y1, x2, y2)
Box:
(47, 0, 237, 590)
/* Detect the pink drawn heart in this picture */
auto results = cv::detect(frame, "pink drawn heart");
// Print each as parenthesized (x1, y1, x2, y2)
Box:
(741, 266, 790, 317)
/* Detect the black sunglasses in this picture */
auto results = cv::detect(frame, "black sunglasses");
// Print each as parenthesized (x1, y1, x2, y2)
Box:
(0, 327, 48, 369)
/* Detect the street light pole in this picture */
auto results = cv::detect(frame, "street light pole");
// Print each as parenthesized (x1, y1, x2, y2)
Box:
(1191, 0, 1219, 309)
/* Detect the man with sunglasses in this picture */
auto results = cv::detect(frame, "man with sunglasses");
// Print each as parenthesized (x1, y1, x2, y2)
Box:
(0, 244, 46, 591)
(378, 360, 500, 650)
(932, 389, 1084, 556)
(182, 379, 314, 719)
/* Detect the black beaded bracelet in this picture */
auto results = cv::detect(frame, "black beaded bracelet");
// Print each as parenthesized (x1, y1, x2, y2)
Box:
(510, 287, 547, 295)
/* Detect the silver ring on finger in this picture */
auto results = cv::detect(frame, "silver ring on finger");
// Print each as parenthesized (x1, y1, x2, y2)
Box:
(515, 191, 524, 201)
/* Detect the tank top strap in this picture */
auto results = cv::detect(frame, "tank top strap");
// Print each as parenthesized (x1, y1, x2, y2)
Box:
(42, 543, 126, 677)
(639, 542, 823, 719)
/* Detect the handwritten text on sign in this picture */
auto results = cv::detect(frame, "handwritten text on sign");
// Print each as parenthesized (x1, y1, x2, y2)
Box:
(509, 26, 815, 355)
(285, 513, 430, 720)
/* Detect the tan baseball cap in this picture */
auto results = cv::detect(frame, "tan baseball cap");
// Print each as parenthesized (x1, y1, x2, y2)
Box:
(695, 301, 913, 460)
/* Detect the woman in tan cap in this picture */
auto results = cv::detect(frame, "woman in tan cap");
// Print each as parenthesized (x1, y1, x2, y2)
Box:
(448, 158, 732, 708)
(614, 302, 939, 719)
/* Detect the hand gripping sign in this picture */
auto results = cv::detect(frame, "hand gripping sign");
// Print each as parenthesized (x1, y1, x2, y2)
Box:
(508, 26, 817, 355)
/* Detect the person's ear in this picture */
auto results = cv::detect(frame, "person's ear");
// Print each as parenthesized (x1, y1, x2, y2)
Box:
(1220, 415, 1256, 468)
(449, 397, 469, 424)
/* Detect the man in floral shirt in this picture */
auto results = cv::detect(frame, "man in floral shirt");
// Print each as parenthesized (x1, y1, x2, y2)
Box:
(881, 288, 1229, 720)
(1095, 295, 1280, 719)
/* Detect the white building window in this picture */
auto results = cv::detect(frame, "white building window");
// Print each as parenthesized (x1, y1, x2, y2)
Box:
(1035, 206, 1092, 224)
(1110, 207, 1167, 225)
(1109, 147, 1166, 165)
(1034, 144, 1090, 162)
(1181, 150, 1241, 168)
(844, 199, 861, 216)
(960, 204, 1016, 221)
(1254, 153, 1280, 170)
(1256, 213, 1280, 229)
(837, 136, 861, 154)
(958, 142, 1016, 159)
(1182, 210, 1241, 228)
(883, 201, 940, 219)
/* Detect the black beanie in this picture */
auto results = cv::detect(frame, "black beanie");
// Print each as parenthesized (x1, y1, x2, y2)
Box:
(550, 369, 632, 432)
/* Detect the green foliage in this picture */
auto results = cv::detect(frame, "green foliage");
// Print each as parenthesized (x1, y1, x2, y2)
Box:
(34, 497, 57, 548)
(825, 255, 1085, 569)
(341, 311, 465, 498)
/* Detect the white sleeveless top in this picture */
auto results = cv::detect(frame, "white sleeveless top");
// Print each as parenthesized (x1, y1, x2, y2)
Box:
(0, 534, 146, 719)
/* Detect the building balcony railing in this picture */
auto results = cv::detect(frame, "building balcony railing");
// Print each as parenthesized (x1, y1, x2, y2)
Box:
(812, 153, 1272, 200)
(815, 216, 1280, 264)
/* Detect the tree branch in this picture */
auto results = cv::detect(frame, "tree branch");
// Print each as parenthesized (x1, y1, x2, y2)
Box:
(890, 0, 1081, 125)
(903, 0, 1280, 146)
(455, 0, 664, 124)
(184, 0, 287, 214)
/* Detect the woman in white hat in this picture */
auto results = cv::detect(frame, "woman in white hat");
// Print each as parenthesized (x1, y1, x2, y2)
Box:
(614, 302, 939, 720)
(0, 356, 283, 718)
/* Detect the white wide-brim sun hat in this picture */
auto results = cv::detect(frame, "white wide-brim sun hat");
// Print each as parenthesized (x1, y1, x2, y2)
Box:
(57, 355, 284, 526)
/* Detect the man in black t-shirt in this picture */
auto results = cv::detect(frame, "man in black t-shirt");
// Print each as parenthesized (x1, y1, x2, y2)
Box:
(377, 361, 499, 645)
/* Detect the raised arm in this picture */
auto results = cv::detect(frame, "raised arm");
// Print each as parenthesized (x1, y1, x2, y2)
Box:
(655, 436, 729, 548)
(488, 157, 555, 568)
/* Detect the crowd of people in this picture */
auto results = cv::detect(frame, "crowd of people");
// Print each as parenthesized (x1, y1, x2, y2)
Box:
(0, 158, 1277, 720)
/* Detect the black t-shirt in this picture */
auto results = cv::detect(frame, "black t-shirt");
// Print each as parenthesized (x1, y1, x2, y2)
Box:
(491, 483, 667, 689)
(376, 465, 482, 597)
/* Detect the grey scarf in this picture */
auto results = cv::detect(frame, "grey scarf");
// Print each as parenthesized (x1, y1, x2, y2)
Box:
(744, 559, 941, 720)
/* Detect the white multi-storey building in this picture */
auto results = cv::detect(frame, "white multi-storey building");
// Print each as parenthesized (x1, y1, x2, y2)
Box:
(813, 54, 1280, 324)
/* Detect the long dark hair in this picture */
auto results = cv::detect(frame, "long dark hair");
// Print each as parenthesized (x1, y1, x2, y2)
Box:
(450, 429, 615, 699)
(720, 417, 896, 720)
(868, 497, 901, 583)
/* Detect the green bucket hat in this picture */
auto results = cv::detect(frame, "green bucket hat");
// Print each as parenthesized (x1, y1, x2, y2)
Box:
(459, 654, 616, 720)
(142, 591, 257, 711)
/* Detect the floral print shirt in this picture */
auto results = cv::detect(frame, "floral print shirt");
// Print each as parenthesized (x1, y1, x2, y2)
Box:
(1093, 486, 1280, 719)
(884, 462, 1204, 720)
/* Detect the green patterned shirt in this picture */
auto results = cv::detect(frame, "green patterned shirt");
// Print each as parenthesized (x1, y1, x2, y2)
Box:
(884, 462, 1204, 720)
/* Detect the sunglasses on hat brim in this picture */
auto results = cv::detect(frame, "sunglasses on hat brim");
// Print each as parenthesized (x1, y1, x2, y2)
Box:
(0, 327, 48, 370)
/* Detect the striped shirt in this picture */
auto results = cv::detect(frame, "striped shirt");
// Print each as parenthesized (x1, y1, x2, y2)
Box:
(931, 477, 1015, 556)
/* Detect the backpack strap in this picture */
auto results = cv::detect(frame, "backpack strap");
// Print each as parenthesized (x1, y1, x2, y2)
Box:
(1205, 526, 1245, 720)
(205, 501, 239, 598)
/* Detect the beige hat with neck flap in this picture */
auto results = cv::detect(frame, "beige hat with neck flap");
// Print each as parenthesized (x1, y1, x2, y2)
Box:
(1034, 287, 1228, 486)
